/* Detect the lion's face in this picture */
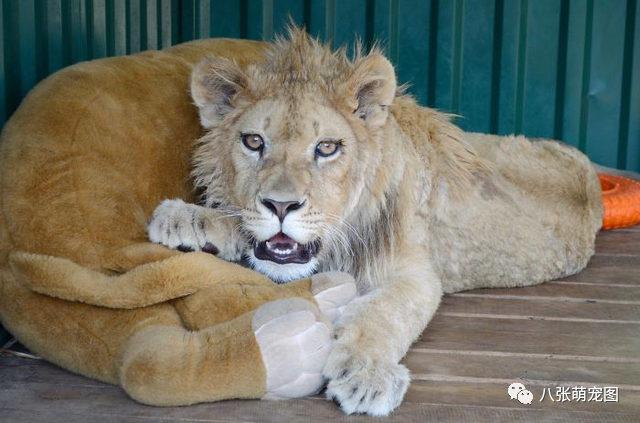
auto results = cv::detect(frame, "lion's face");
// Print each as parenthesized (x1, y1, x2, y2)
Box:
(228, 97, 365, 281)
(190, 32, 397, 282)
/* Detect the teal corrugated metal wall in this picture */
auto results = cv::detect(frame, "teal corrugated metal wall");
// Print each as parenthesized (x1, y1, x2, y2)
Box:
(0, 0, 638, 342)
(0, 0, 181, 123)
(1, 0, 638, 169)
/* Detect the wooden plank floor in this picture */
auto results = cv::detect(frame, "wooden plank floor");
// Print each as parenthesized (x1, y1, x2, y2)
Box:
(1, 226, 639, 422)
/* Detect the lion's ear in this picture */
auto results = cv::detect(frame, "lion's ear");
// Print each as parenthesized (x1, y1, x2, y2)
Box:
(190, 57, 248, 128)
(345, 53, 397, 129)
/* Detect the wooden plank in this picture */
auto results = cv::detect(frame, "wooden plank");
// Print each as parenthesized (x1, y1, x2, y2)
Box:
(0, 409, 96, 423)
(455, 282, 640, 303)
(0, 409, 176, 423)
(618, 225, 640, 233)
(563, 254, 640, 284)
(439, 295, 640, 322)
(2, 407, 636, 423)
(0, 357, 104, 387)
(3, 399, 637, 423)
(415, 314, 640, 358)
(404, 348, 640, 387)
(0, 371, 637, 423)
(406, 380, 640, 414)
(595, 230, 640, 256)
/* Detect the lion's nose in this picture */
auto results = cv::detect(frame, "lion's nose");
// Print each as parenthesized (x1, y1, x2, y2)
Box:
(261, 198, 304, 222)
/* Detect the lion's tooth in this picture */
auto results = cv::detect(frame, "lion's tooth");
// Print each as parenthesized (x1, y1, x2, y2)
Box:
(266, 241, 273, 249)
(274, 248, 292, 255)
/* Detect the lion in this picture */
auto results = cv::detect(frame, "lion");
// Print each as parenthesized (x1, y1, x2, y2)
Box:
(148, 29, 603, 416)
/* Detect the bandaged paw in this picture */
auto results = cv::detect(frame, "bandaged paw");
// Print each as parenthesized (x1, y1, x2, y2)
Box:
(310, 272, 357, 324)
(252, 298, 332, 398)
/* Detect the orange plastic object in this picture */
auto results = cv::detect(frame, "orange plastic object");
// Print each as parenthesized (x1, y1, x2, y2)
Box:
(599, 174, 640, 230)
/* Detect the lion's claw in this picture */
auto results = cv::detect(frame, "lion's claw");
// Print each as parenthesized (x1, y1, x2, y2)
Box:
(324, 345, 410, 416)
(148, 199, 239, 261)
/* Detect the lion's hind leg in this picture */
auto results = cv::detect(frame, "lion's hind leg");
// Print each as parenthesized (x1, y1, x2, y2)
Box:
(437, 133, 603, 293)
(489, 136, 602, 277)
(468, 132, 602, 236)
(463, 133, 602, 285)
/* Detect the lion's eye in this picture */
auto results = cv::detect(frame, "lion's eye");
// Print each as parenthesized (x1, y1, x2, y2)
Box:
(315, 140, 341, 158)
(242, 134, 264, 152)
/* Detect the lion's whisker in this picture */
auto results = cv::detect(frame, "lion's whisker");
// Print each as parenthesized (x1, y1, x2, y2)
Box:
(318, 222, 355, 258)
(324, 214, 369, 257)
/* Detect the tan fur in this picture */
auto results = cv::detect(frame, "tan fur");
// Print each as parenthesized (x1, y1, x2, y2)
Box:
(161, 29, 603, 416)
(0, 38, 357, 407)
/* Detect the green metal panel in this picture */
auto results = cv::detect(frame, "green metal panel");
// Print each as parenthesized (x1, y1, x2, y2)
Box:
(1, 0, 638, 167)
(0, 0, 638, 342)
(0, 0, 180, 122)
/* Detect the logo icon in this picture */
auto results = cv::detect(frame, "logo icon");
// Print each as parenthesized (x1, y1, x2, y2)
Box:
(508, 382, 526, 399)
(508, 382, 533, 404)
(518, 389, 533, 404)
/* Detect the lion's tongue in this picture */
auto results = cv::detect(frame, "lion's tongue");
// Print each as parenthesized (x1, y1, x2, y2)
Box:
(267, 233, 297, 246)
(265, 233, 299, 255)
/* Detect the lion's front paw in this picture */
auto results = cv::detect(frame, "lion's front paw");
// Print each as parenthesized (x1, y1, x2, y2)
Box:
(324, 344, 410, 416)
(148, 199, 240, 260)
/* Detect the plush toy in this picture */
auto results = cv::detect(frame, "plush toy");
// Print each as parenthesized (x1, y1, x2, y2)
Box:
(0, 39, 357, 405)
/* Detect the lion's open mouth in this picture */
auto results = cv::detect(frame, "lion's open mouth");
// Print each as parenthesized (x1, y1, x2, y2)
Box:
(253, 233, 320, 264)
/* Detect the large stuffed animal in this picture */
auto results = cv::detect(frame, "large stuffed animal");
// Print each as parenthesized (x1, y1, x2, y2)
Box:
(0, 39, 357, 405)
